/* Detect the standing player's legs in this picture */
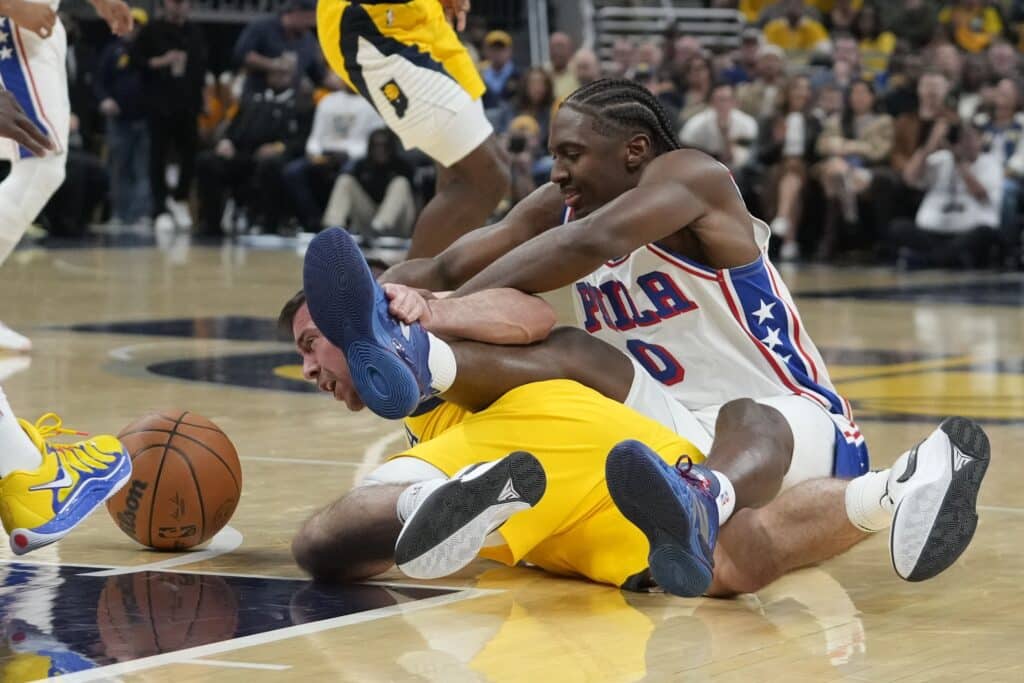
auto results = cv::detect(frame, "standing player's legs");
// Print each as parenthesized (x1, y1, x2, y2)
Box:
(0, 19, 70, 351)
(0, 383, 132, 554)
(321, 1, 508, 259)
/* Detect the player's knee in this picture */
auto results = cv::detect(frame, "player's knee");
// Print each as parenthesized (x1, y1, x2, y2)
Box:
(454, 137, 510, 200)
(718, 399, 793, 459)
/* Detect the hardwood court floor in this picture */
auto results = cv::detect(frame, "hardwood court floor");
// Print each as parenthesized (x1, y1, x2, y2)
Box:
(0, 238, 1021, 681)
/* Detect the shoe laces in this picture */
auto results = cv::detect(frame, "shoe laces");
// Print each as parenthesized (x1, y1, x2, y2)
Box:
(674, 456, 712, 494)
(31, 414, 112, 472)
(32, 413, 89, 441)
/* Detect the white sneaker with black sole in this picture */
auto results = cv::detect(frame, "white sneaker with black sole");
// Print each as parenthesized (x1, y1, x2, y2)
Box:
(889, 416, 990, 581)
(394, 451, 546, 580)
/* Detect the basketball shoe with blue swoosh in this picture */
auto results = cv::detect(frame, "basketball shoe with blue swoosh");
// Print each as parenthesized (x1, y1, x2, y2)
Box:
(606, 440, 720, 598)
(303, 227, 434, 419)
(0, 414, 132, 555)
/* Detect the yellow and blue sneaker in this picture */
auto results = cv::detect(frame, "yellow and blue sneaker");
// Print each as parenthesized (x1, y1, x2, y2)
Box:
(0, 414, 131, 555)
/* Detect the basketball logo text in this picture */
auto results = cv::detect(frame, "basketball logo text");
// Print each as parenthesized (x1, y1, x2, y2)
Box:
(117, 479, 149, 538)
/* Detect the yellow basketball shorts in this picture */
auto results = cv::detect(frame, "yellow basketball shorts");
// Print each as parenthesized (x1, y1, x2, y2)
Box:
(317, 0, 492, 166)
(396, 380, 705, 588)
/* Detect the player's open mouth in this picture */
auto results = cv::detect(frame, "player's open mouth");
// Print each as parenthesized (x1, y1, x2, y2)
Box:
(562, 189, 582, 209)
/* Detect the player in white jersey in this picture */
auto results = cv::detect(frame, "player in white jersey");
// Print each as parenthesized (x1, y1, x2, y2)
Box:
(0, 0, 132, 351)
(301, 79, 990, 595)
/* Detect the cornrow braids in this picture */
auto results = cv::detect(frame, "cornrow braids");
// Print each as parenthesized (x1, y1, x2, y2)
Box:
(564, 78, 682, 155)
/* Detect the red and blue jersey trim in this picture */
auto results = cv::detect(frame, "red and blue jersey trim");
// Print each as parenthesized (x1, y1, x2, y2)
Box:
(0, 19, 56, 159)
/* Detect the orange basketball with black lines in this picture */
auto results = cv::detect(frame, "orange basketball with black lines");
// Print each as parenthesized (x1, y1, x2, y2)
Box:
(106, 411, 242, 550)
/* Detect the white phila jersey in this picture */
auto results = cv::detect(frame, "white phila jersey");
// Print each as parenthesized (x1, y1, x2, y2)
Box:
(0, 5, 69, 161)
(569, 208, 864, 451)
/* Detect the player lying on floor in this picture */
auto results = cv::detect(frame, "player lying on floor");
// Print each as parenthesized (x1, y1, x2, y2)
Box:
(298, 79, 990, 593)
(280, 281, 990, 596)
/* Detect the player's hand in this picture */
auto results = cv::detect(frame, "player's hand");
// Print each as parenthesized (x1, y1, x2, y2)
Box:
(440, 0, 470, 31)
(382, 283, 434, 326)
(215, 138, 235, 159)
(99, 97, 121, 117)
(91, 0, 134, 37)
(6, 0, 57, 39)
(0, 89, 53, 156)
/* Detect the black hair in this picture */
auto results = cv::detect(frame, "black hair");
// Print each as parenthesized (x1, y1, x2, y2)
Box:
(563, 78, 682, 155)
(841, 80, 877, 140)
(278, 289, 306, 337)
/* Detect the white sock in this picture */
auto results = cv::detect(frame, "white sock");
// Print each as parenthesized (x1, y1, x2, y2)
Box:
(844, 470, 892, 533)
(396, 478, 447, 523)
(0, 386, 43, 476)
(425, 332, 457, 394)
(710, 470, 737, 524)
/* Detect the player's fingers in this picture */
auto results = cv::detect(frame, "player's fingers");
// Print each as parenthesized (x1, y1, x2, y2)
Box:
(15, 118, 51, 156)
(457, 10, 467, 32)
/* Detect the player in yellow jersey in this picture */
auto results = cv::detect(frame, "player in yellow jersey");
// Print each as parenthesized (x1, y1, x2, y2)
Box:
(316, 0, 508, 257)
(281, 278, 989, 597)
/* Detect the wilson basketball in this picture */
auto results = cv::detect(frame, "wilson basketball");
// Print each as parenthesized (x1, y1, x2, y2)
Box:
(106, 410, 242, 550)
(97, 571, 239, 658)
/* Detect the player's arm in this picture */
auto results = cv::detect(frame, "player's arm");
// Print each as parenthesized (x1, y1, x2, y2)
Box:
(88, 0, 133, 37)
(383, 284, 556, 345)
(379, 182, 566, 291)
(454, 151, 715, 296)
(1, 0, 56, 38)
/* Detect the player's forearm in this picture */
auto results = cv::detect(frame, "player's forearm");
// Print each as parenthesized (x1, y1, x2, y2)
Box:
(426, 289, 556, 345)
(455, 222, 605, 296)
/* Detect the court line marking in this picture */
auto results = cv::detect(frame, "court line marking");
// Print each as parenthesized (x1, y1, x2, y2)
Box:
(179, 659, 291, 671)
(46, 588, 500, 683)
(81, 526, 244, 576)
(244, 455, 362, 467)
(1, 558, 478, 593)
(978, 505, 1024, 515)
(356, 429, 407, 484)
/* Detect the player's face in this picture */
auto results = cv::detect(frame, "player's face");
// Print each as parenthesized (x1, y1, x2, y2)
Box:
(291, 304, 365, 411)
(548, 107, 648, 218)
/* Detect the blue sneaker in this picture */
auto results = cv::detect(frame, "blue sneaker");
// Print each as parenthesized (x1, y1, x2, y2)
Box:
(605, 440, 720, 598)
(302, 228, 434, 419)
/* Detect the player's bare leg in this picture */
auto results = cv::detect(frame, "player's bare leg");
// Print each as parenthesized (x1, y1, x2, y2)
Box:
(292, 484, 406, 582)
(708, 417, 991, 596)
(406, 136, 509, 259)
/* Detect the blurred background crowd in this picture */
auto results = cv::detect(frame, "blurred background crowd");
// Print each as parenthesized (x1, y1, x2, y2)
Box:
(16, 0, 1024, 269)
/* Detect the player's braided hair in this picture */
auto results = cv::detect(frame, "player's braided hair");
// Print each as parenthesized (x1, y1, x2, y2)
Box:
(563, 79, 682, 155)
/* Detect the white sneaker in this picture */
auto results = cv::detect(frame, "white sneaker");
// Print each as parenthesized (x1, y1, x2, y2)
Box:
(770, 217, 791, 238)
(154, 213, 176, 233)
(0, 321, 31, 352)
(887, 417, 990, 581)
(780, 241, 799, 261)
(166, 198, 193, 229)
(394, 451, 547, 579)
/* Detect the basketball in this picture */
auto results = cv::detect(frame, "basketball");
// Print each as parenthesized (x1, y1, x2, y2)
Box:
(97, 572, 239, 659)
(106, 411, 242, 550)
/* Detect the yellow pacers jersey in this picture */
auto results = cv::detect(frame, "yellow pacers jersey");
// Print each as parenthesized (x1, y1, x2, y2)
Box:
(396, 380, 704, 588)
(317, 0, 485, 100)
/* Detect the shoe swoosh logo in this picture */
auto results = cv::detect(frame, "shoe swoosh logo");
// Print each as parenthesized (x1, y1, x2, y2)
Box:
(28, 463, 72, 492)
(896, 443, 920, 484)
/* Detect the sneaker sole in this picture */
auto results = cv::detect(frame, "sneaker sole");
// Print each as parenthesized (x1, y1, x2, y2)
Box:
(303, 228, 421, 419)
(605, 442, 712, 598)
(10, 449, 133, 555)
(891, 416, 990, 582)
(395, 452, 546, 580)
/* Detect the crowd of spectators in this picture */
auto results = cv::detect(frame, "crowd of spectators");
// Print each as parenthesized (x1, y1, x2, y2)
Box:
(14, 0, 1024, 269)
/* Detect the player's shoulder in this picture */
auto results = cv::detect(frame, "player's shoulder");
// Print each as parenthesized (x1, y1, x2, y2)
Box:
(644, 149, 734, 192)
